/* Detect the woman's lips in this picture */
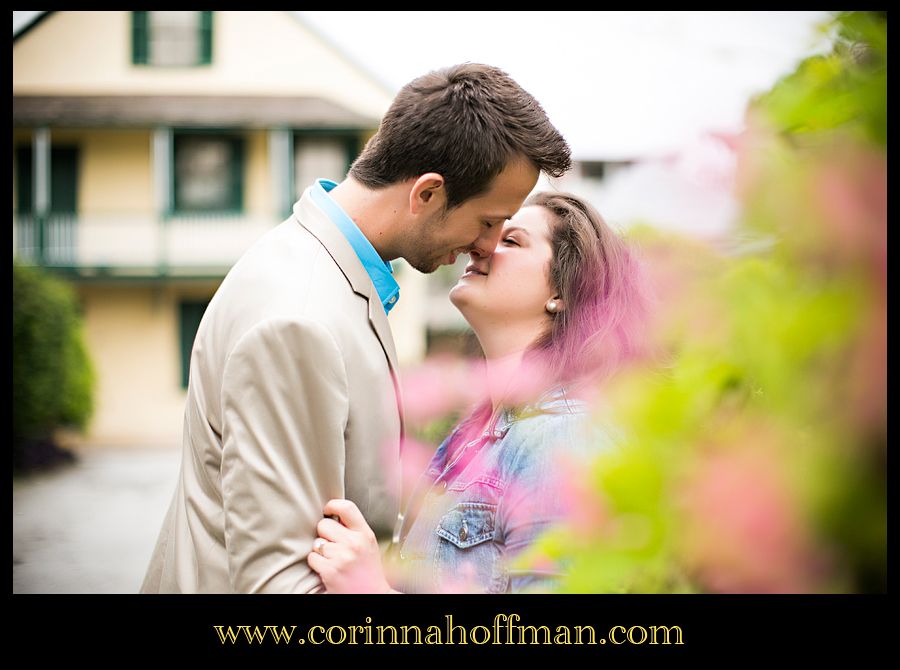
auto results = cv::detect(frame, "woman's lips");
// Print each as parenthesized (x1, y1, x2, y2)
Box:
(461, 265, 487, 278)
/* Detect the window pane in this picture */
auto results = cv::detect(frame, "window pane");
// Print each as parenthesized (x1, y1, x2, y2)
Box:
(179, 299, 210, 389)
(175, 137, 233, 211)
(149, 11, 200, 66)
(15, 146, 79, 214)
(294, 137, 348, 197)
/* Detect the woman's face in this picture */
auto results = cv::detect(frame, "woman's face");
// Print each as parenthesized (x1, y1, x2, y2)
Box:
(449, 205, 556, 331)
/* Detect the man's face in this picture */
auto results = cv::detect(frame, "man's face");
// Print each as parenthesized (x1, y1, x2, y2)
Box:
(402, 158, 540, 274)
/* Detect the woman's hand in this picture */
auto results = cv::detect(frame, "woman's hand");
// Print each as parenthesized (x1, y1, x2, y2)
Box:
(306, 499, 394, 594)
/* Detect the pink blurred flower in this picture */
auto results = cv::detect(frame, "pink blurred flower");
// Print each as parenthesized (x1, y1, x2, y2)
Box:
(677, 446, 826, 593)
(845, 296, 887, 439)
(437, 561, 481, 594)
(552, 454, 609, 537)
(400, 355, 486, 425)
(379, 435, 436, 505)
(811, 147, 887, 270)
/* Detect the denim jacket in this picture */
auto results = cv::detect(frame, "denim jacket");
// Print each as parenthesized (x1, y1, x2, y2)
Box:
(388, 389, 617, 593)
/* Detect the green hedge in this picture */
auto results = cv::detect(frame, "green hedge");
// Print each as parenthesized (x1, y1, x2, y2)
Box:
(13, 260, 96, 471)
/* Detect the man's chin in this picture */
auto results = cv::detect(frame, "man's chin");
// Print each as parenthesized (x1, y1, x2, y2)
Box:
(407, 257, 443, 274)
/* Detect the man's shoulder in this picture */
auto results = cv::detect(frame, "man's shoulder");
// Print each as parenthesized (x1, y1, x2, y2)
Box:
(221, 215, 354, 299)
(196, 215, 368, 357)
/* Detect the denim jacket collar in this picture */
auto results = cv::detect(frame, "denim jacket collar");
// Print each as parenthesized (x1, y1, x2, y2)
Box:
(492, 386, 587, 439)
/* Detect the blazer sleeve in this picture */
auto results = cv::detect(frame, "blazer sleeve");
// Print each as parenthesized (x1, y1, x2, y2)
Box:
(220, 316, 349, 593)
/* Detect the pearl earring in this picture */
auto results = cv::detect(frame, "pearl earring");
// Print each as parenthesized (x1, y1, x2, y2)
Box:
(546, 300, 558, 314)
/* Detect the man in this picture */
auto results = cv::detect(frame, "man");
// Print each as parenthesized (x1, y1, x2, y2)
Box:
(141, 63, 571, 593)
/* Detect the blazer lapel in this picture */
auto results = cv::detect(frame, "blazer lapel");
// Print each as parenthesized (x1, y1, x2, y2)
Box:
(294, 191, 372, 301)
(367, 285, 405, 438)
(293, 190, 406, 439)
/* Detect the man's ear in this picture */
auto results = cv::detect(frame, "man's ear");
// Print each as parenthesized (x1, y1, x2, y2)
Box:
(409, 173, 446, 215)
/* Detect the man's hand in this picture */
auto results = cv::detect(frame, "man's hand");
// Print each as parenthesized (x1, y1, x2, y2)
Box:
(307, 499, 394, 594)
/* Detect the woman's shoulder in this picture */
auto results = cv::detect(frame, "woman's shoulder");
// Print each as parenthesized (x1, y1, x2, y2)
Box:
(498, 393, 621, 473)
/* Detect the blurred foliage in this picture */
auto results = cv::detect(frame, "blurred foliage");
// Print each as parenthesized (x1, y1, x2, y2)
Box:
(759, 11, 886, 146)
(517, 11, 886, 593)
(13, 259, 96, 472)
(411, 413, 460, 450)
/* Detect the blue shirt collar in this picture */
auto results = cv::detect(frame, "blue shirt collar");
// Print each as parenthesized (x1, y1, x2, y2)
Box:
(309, 179, 400, 314)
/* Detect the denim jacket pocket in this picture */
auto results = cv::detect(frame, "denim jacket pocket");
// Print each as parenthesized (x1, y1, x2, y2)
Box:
(436, 502, 497, 548)
(433, 502, 507, 592)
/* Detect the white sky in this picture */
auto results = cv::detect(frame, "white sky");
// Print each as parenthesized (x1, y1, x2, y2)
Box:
(14, 11, 833, 159)
(297, 11, 833, 158)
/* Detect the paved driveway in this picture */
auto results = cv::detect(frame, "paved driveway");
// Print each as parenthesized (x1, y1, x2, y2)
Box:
(13, 447, 181, 594)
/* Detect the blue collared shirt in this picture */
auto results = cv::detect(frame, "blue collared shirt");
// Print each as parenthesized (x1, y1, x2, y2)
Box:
(309, 178, 400, 314)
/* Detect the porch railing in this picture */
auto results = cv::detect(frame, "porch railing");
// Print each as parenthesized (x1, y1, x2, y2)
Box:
(13, 211, 280, 276)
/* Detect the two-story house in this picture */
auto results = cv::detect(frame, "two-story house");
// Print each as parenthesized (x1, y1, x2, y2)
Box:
(13, 11, 431, 447)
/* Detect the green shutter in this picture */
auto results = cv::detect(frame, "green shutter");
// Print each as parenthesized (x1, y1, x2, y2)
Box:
(15, 146, 78, 214)
(286, 130, 295, 218)
(200, 11, 213, 65)
(16, 147, 33, 214)
(344, 135, 362, 175)
(50, 147, 78, 214)
(179, 299, 210, 389)
(132, 11, 149, 65)
(230, 136, 244, 213)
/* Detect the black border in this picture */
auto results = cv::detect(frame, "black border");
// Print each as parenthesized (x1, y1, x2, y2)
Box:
(11, 594, 889, 661)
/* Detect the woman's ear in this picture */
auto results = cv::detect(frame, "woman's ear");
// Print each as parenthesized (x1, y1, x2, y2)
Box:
(545, 296, 565, 314)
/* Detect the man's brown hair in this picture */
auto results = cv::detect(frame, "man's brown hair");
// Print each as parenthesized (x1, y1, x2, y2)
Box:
(349, 63, 571, 210)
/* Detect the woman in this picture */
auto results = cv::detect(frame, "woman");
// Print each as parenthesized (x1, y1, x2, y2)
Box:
(307, 191, 649, 593)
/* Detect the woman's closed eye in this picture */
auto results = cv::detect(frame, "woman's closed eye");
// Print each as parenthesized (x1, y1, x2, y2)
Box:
(502, 237, 519, 246)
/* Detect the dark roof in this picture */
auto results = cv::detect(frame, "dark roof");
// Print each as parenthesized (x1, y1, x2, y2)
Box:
(12, 95, 379, 129)
(13, 11, 52, 43)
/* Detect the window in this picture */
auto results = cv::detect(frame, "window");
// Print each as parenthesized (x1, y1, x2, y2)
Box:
(293, 132, 361, 199)
(179, 299, 211, 389)
(581, 160, 634, 182)
(15, 145, 79, 214)
(581, 161, 607, 180)
(132, 11, 212, 66)
(173, 133, 244, 214)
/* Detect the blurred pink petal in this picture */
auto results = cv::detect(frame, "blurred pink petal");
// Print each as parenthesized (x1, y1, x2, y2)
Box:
(380, 435, 437, 505)
(400, 355, 487, 425)
(812, 148, 887, 269)
(678, 446, 824, 593)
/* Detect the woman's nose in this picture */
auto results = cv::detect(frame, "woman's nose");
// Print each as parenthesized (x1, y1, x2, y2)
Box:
(471, 226, 503, 258)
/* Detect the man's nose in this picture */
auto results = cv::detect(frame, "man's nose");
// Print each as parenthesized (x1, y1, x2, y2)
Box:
(470, 224, 503, 258)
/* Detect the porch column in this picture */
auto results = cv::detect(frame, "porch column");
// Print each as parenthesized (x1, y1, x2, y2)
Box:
(33, 127, 50, 265)
(152, 127, 172, 273)
(268, 127, 293, 219)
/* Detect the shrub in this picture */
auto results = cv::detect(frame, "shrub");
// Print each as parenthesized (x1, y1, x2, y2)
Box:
(12, 260, 96, 472)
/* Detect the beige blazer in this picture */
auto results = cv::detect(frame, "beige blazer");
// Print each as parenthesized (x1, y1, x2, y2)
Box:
(141, 188, 404, 593)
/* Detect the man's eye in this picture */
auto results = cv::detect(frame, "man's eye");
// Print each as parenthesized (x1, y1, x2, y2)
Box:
(483, 221, 493, 229)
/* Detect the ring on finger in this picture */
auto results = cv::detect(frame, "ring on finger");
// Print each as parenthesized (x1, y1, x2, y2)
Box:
(313, 538, 328, 556)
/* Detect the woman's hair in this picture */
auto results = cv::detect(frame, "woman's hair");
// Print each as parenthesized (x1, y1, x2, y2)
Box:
(523, 191, 650, 387)
(449, 191, 651, 450)
(349, 63, 571, 211)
